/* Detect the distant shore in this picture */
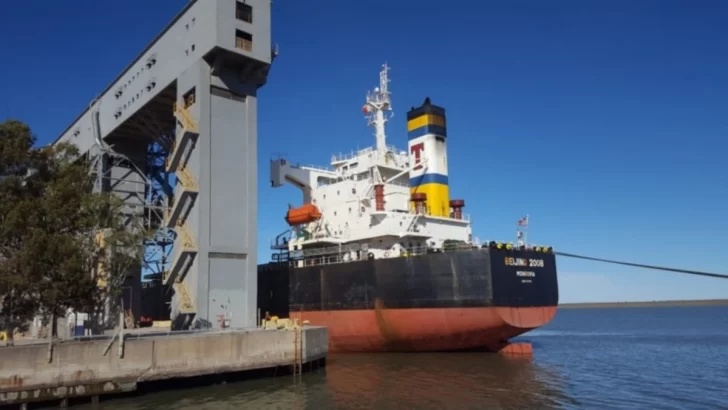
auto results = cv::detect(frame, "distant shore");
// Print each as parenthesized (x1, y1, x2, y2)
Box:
(559, 299, 728, 309)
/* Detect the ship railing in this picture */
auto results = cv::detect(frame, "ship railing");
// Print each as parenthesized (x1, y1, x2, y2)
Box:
(291, 241, 551, 267)
(290, 242, 484, 267)
(384, 180, 409, 188)
(271, 252, 290, 263)
(331, 144, 402, 163)
(400, 243, 480, 256)
(299, 242, 369, 258)
(299, 163, 336, 174)
(332, 147, 372, 163)
(404, 209, 471, 222)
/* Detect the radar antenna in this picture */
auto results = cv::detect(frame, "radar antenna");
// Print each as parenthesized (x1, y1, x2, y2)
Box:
(361, 63, 393, 153)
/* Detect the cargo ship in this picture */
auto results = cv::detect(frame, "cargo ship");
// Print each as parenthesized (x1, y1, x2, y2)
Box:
(257, 64, 559, 353)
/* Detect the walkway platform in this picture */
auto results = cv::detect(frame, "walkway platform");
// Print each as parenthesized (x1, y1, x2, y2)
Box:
(0, 326, 327, 407)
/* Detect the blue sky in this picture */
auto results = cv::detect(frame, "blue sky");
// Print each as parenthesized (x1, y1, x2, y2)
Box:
(1, 0, 727, 303)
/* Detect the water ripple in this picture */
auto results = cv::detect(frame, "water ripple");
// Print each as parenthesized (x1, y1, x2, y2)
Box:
(70, 306, 728, 410)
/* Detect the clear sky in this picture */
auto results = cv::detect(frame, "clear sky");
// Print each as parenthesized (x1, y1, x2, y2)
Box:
(1, 0, 727, 303)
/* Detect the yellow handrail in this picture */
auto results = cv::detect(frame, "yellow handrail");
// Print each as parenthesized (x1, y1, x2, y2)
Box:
(174, 102, 199, 133)
(177, 166, 198, 191)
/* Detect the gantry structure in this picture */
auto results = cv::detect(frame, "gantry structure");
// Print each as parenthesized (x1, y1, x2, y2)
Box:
(52, 0, 275, 330)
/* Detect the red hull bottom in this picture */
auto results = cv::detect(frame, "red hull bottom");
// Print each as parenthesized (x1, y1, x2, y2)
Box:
(291, 306, 558, 354)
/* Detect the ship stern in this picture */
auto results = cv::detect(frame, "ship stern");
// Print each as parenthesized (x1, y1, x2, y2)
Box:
(488, 246, 559, 334)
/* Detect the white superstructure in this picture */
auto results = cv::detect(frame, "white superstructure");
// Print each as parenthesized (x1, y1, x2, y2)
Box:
(269, 64, 473, 265)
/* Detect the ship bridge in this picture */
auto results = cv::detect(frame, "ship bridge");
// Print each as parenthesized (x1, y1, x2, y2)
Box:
(51, 0, 275, 331)
(267, 64, 472, 260)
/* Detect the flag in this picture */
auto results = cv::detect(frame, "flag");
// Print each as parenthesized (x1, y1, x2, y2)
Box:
(517, 215, 529, 226)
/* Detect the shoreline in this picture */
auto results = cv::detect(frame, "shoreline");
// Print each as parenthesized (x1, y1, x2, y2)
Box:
(558, 299, 728, 309)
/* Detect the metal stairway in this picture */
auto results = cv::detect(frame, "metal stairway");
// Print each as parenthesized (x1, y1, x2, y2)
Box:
(164, 101, 200, 323)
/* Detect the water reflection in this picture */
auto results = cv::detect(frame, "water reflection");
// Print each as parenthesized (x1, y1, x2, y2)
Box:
(73, 353, 573, 410)
(321, 353, 573, 410)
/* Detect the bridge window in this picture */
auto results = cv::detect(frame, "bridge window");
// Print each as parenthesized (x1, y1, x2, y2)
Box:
(236, 2, 253, 23)
(235, 29, 253, 52)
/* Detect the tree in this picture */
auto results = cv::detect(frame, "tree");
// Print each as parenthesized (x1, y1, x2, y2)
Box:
(0, 119, 47, 343)
(0, 119, 148, 341)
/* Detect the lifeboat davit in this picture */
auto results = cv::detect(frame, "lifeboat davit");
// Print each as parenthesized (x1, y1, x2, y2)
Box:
(285, 203, 322, 226)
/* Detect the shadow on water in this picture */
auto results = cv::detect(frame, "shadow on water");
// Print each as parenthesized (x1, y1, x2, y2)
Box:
(67, 352, 576, 410)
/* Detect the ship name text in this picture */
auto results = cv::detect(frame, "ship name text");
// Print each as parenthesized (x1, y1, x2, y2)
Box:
(516, 270, 535, 283)
(504, 257, 545, 268)
(516, 271, 536, 277)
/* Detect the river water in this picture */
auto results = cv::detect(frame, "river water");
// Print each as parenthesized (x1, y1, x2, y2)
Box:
(71, 306, 728, 409)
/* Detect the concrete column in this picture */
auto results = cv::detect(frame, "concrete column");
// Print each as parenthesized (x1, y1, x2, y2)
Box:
(173, 58, 260, 329)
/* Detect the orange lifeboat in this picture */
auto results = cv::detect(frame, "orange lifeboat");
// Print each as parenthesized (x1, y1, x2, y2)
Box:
(285, 203, 322, 226)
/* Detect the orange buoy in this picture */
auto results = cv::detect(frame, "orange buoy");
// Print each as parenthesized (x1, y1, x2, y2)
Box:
(285, 203, 322, 226)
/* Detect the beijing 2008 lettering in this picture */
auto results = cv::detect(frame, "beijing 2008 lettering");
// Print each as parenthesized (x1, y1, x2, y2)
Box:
(504, 257, 544, 268)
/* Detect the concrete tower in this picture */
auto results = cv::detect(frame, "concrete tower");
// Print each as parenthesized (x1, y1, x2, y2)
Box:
(407, 98, 450, 217)
(52, 0, 276, 331)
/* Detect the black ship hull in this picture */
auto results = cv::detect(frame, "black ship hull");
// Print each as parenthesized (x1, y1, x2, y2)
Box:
(258, 246, 559, 352)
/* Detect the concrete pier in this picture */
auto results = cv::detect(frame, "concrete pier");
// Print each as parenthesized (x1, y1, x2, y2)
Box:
(0, 326, 327, 407)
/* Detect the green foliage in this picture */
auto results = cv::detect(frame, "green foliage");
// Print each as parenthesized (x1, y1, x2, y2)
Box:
(0, 119, 148, 339)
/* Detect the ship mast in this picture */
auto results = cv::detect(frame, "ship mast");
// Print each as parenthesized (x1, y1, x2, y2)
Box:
(362, 63, 393, 153)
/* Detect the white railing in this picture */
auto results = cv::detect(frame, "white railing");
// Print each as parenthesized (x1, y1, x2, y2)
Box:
(331, 144, 402, 163)
(385, 180, 409, 188)
(289, 242, 483, 268)
(300, 164, 336, 174)
(298, 242, 368, 258)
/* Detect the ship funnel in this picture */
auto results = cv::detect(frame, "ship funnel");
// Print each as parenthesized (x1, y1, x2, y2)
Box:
(406, 98, 449, 217)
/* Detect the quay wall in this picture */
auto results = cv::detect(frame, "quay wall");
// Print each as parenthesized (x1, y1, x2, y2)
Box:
(0, 326, 328, 405)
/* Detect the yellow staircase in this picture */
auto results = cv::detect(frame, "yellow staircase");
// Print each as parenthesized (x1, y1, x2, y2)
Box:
(176, 166, 199, 192)
(167, 102, 200, 172)
(165, 99, 200, 227)
(164, 220, 198, 286)
(164, 164, 198, 228)
(166, 99, 201, 324)
(173, 281, 196, 315)
(94, 229, 109, 289)
(174, 102, 199, 134)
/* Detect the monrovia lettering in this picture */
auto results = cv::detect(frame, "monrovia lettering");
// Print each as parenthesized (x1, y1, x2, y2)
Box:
(516, 271, 536, 277)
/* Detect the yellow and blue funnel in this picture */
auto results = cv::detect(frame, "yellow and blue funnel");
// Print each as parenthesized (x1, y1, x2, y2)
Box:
(407, 97, 449, 217)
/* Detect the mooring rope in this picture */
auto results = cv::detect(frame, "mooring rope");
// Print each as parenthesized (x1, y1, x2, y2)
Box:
(555, 252, 728, 280)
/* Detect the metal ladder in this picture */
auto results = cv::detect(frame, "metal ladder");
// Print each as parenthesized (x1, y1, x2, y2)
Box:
(293, 325, 303, 378)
